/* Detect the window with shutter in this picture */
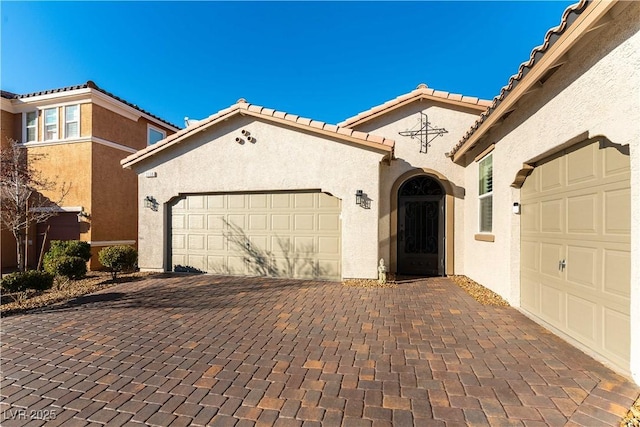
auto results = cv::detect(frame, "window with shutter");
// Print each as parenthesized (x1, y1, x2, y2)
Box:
(479, 154, 493, 233)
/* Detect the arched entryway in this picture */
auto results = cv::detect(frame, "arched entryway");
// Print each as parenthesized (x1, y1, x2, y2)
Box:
(397, 175, 445, 276)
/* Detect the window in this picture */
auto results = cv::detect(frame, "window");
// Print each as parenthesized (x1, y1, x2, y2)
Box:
(479, 154, 493, 233)
(148, 126, 165, 145)
(65, 105, 79, 138)
(25, 111, 37, 142)
(44, 108, 58, 141)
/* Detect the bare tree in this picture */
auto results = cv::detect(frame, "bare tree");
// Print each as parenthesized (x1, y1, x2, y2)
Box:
(1, 139, 68, 272)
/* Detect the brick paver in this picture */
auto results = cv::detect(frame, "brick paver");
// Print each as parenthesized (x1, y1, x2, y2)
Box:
(1, 275, 638, 426)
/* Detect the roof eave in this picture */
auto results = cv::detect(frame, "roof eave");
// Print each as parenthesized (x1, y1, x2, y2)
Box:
(340, 92, 490, 129)
(452, 0, 615, 163)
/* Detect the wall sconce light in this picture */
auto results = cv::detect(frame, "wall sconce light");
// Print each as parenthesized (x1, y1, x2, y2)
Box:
(77, 210, 90, 222)
(355, 190, 363, 206)
(513, 202, 521, 215)
(144, 195, 158, 211)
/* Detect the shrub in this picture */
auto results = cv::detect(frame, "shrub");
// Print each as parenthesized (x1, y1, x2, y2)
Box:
(1, 270, 54, 293)
(43, 240, 91, 279)
(44, 256, 87, 280)
(98, 245, 137, 280)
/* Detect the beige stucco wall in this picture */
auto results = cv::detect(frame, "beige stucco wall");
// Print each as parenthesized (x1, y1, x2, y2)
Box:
(351, 101, 484, 274)
(460, 2, 640, 382)
(131, 115, 388, 279)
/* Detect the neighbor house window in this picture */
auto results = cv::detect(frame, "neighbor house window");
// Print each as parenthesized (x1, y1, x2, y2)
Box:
(479, 154, 493, 233)
(65, 105, 79, 138)
(148, 126, 165, 145)
(44, 108, 58, 141)
(25, 111, 37, 142)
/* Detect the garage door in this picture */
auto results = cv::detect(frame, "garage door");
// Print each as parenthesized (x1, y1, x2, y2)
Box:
(170, 192, 341, 280)
(521, 139, 630, 373)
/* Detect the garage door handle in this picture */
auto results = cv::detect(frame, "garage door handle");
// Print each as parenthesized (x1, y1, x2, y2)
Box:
(559, 259, 566, 272)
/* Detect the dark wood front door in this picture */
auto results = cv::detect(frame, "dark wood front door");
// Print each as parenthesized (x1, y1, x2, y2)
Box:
(397, 176, 444, 276)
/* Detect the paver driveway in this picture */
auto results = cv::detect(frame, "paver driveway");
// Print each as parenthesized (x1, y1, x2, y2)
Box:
(1, 275, 638, 426)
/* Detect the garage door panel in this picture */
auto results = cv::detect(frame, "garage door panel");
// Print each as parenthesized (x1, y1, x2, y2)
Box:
(294, 214, 314, 231)
(521, 139, 630, 374)
(250, 194, 268, 209)
(520, 240, 539, 273)
(207, 195, 224, 209)
(188, 195, 205, 209)
(604, 147, 630, 176)
(208, 215, 224, 230)
(172, 192, 341, 281)
(566, 246, 597, 289)
(540, 284, 563, 325)
(172, 235, 185, 250)
(173, 214, 186, 230)
(540, 243, 562, 277)
(187, 254, 206, 270)
(603, 308, 630, 361)
(188, 214, 205, 230)
(540, 158, 563, 191)
(540, 200, 563, 233)
(271, 215, 291, 230)
(603, 249, 630, 298)
(228, 194, 246, 209)
(271, 194, 291, 208)
(567, 295, 597, 342)
(604, 188, 630, 234)
(318, 236, 340, 255)
(208, 235, 225, 251)
(521, 202, 539, 233)
(319, 194, 340, 208)
(319, 214, 340, 231)
(294, 193, 314, 208)
(228, 215, 246, 229)
(567, 142, 597, 185)
(188, 235, 205, 250)
(520, 277, 540, 312)
(567, 194, 597, 234)
(249, 214, 268, 231)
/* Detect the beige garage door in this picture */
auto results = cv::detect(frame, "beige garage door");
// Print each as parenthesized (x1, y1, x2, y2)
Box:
(171, 192, 341, 280)
(521, 139, 630, 373)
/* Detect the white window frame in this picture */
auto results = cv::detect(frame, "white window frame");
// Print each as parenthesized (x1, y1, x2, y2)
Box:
(147, 124, 166, 145)
(24, 111, 38, 142)
(64, 104, 80, 139)
(478, 153, 493, 233)
(43, 107, 58, 141)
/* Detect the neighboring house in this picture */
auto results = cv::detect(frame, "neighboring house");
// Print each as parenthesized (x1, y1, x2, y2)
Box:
(122, 0, 638, 382)
(1, 81, 179, 271)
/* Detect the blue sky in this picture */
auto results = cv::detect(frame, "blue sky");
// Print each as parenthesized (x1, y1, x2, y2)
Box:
(1, 1, 574, 128)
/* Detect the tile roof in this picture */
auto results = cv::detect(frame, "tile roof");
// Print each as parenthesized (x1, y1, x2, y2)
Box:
(1, 81, 180, 130)
(121, 99, 395, 168)
(338, 84, 492, 128)
(450, 0, 589, 158)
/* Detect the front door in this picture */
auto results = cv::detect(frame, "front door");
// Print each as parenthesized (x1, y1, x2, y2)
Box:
(397, 176, 444, 276)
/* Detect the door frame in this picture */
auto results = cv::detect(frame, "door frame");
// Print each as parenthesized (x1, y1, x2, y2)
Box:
(390, 168, 455, 276)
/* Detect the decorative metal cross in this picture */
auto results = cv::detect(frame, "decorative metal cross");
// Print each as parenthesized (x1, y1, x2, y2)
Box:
(398, 112, 448, 153)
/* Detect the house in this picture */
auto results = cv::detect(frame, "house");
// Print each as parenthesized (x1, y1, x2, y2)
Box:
(122, 0, 638, 382)
(1, 81, 179, 271)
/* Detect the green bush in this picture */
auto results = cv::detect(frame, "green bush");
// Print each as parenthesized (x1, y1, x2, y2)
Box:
(98, 245, 137, 280)
(1, 270, 54, 293)
(44, 256, 87, 280)
(43, 240, 91, 279)
(45, 240, 91, 262)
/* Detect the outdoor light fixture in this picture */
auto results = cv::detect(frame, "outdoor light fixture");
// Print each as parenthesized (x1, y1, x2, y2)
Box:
(144, 196, 158, 211)
(77, 210, 90, 222)
(355, 190, 363, 206)
(241, 129, 250, 136)
(235, 137, 244, 144)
